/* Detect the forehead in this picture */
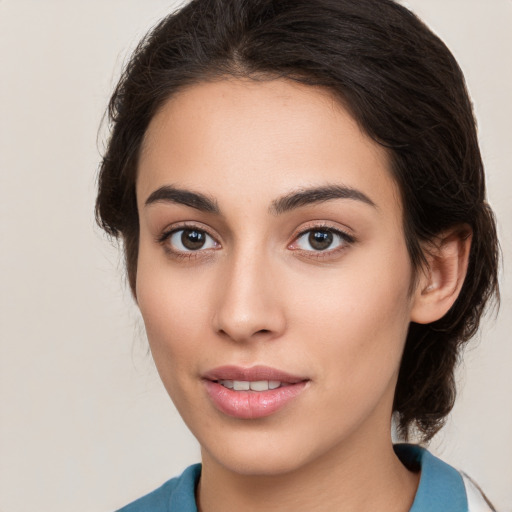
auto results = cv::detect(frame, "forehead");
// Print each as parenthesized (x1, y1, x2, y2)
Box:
(137, 78, 401, 217)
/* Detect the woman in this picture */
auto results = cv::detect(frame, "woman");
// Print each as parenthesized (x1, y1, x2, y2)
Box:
(96, 0, 500, 510)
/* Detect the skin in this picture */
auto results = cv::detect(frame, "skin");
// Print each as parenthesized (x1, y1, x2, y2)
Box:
(135, 78, 467, 512)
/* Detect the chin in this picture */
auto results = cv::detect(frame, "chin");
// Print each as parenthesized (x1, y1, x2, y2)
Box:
(197, 423, 335, 478)
(207, 444, 308, 477)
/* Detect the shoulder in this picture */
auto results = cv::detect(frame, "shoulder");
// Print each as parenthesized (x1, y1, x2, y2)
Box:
(394, 444, 496, 512)
(115, 464, 201, 512)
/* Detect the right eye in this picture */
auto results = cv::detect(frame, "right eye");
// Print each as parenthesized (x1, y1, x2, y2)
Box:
(166, 228, 218, 253)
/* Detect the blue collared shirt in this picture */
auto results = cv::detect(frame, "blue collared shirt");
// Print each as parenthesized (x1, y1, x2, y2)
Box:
(116, 444, 474, 511)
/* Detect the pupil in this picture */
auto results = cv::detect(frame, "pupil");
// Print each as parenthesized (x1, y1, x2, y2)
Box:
(309, 230, 333, 251)
(181, 229, 206, 250)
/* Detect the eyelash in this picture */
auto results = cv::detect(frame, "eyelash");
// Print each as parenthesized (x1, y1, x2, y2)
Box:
(289, 224, 355, 259)
(157, 223, 220, 260)
(157, 223, 355, 260)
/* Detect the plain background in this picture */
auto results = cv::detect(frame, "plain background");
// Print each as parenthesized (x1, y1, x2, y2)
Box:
(0, 1, 510, 511)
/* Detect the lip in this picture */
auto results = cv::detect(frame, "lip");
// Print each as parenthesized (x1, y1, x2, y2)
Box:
(202, 365, 309, 419)
(202, 365, 307, 383)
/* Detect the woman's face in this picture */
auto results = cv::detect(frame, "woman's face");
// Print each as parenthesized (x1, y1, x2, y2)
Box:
(136, 78, 418, 475)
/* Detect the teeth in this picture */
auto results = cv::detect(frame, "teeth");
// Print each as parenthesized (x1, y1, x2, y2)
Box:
(250, 380, 269, 391)
(233, 380, 250, 391)
(219, 380, 283, 391)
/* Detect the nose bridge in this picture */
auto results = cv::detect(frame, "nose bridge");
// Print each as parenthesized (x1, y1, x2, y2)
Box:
(213, 242, 285, 342)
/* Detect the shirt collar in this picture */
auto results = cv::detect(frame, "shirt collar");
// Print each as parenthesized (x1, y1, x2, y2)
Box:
(168, 463, 201, 511)
(170, 446, 468, 512)
(394, 443, 468, 512)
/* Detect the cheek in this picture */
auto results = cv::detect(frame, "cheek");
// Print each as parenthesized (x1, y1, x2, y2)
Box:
(135, 248, 210, 377)
(290, 244, 414, 381)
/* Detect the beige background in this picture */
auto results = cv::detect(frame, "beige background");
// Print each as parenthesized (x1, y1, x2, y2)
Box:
(0, 1, 510, 511)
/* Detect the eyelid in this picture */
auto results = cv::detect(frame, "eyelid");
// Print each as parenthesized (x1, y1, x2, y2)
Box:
(288, 222, 356, 255)
(290, 221, 355, 242)
(156, 222, 221, 256)
(157, 220, 217, 241)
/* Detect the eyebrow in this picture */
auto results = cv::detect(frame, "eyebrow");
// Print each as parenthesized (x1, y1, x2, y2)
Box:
(269, 185, 376, 215)
(145, 185, 220, 213)
(144, 184, 376, 215)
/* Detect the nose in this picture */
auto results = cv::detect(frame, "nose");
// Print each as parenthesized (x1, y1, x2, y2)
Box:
(212, 248, 286, 343)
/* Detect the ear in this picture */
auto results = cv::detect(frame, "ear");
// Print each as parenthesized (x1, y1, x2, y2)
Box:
(410, 226, 472, 324)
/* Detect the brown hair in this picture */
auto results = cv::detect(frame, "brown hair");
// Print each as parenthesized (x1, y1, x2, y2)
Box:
(96, 0, 500, 441)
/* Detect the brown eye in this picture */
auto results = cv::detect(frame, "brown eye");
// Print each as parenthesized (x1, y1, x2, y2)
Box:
(291, 227, 354, 254)
(181, 229, 207, 250)
(308, 230, 333, 251)
(168, 228, 218, 252)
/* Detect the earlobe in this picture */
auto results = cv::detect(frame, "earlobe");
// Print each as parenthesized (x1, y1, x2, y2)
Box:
(410, 226, 472, 324)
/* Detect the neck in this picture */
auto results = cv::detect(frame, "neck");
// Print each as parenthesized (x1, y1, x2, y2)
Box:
(197, 424, 419, 512)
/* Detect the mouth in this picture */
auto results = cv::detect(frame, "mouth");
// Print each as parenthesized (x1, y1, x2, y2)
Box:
(202, 365, 309, 419)
(216, 379, 288, 391)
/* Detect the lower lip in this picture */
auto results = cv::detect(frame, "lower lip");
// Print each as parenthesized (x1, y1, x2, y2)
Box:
(204, 381, 308, 419)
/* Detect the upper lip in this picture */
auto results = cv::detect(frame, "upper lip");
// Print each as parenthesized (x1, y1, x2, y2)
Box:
(202, 365, 308, 384)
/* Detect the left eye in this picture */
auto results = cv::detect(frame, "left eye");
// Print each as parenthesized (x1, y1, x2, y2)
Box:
(293, 229, 349, 252)
(168, 228, 218, 252)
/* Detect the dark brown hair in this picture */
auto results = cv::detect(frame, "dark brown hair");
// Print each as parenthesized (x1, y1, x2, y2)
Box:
(96, 0, 500, 441)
